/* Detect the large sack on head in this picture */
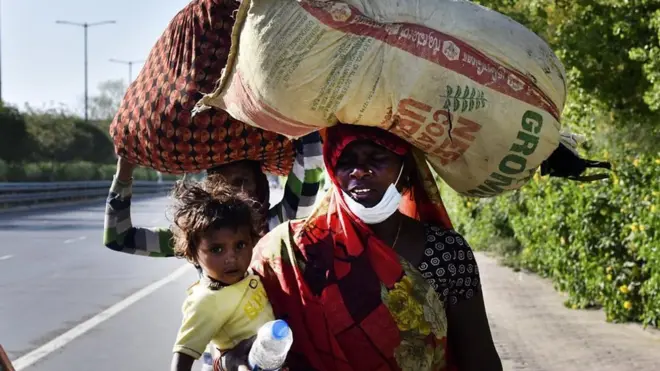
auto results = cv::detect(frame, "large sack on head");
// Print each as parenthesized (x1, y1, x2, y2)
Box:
(196, 0, 566, 196)
(110, 0, 294, 176)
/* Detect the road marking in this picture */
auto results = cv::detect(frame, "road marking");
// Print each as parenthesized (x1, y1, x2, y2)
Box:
(12, 264, 191, 370)
(0, 255, 13, 261)
(63, 236, 87, 244)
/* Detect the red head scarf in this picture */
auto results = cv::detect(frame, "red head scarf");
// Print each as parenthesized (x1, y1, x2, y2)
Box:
(320, 124, 452, 231)
(322, 124, 411, 180)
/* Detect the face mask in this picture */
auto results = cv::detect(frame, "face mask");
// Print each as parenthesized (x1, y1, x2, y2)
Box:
(341, 164, 405, 224)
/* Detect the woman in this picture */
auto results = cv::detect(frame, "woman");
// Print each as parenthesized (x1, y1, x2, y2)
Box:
(224, 124, 502, 371)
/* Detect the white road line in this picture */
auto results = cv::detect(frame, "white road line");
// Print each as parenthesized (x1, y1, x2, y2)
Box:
(12, 264, 191, 370)
(63, 236, 87, 244)
(0, 255, 13, 261)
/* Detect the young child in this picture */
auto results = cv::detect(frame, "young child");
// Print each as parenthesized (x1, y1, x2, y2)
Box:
(169, 176, 275, 371)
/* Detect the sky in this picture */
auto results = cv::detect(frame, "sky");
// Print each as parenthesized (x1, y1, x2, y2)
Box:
(1, 0, 190, 114)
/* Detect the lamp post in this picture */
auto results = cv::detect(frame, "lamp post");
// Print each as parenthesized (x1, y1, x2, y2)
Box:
(56, 20, 116, 122)
(109, 58, 145, 83)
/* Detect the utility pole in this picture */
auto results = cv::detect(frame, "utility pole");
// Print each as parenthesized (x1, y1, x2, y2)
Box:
(56, 20, 116, 123)
(109, 59, 145, 83)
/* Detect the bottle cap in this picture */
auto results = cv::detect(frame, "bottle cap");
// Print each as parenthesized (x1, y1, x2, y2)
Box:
(270, 319, 290, 340)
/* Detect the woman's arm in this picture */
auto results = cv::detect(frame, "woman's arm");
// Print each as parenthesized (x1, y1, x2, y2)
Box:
(270, 132, 324, 224)
(103, 158, 175, 257)
(446, 288, 502, 370)
(437, 230, 502, 370)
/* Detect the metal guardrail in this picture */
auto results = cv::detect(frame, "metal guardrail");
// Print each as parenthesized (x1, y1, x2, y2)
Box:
(0, 181, 176, 207)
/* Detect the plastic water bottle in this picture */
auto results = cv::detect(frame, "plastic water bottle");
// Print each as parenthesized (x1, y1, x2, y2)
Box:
(248, 320, 294, 371)
(199, 350, 214, 371)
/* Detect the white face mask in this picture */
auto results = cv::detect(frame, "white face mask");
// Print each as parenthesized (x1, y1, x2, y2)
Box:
(341, 164, 405, 225)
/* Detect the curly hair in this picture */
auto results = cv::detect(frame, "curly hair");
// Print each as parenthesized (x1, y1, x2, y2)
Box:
(169, 174, 262, 263)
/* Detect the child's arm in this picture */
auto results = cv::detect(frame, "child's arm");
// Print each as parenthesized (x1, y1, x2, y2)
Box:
(270, 132, 325, 223)
(103, 158, 175, 257)
(171, 353, 196, 371)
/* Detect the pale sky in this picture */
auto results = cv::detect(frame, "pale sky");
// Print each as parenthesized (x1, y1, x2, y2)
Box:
(2, 0, 190, 114)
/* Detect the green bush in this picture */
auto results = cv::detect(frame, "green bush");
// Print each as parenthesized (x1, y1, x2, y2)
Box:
(22, 108, 116, 163)
(437, 0, 660, 330)
(445, 152, 660, 327)
(0, 103, 32, 163)
(0, 162, 175, 182)
(0, 159, 8, 181)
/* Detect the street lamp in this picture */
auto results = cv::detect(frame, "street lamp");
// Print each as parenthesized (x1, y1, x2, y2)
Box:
(56, 20, 116, 122)
(109, 58, 145, 83)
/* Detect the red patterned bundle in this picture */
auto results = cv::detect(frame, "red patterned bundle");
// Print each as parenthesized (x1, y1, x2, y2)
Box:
(109, 0, 294, 175)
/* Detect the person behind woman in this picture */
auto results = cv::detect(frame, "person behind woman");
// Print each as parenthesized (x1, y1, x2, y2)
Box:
(103, 132, 324, 256)
(225, 124, 501, 371)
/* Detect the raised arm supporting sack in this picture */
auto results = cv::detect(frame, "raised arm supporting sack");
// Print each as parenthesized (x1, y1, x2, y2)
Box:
(110, 0, 294, 175)
(196, 0, 567, 196)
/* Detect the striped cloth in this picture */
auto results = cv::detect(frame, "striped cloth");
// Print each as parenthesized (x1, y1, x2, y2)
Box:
(103, 133, 325, 256)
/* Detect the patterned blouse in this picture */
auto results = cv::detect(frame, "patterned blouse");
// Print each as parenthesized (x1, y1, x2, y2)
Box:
(418, 224, 481, 306)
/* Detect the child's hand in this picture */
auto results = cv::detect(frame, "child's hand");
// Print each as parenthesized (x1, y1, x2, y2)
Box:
(219, 336, 255, 371)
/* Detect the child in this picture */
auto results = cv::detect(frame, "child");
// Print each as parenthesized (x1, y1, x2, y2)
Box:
(169, 176, 275, 371)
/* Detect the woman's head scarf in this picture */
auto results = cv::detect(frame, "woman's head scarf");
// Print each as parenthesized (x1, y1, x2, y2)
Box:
(319, 124, 453, 233)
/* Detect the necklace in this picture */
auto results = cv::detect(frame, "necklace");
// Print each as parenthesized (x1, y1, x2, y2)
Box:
(391, 216, 403, 250)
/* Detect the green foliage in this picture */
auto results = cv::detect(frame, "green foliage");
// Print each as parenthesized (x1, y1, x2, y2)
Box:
(22, 107, 115, 163)
(0, 161, 176, 182)
(0, 159, 8, 181)
(0, 98, 177, 182)
(0, 103, 32, 162)
(438, 0, 660, 328)
(475, 0, 660, 148)
(69, 120, 116, 163)
(444, 152, 660, 327)
(0, 78, 127, 167)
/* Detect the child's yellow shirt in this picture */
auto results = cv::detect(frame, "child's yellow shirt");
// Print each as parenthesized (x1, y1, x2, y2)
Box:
(173, 273, 275, 359)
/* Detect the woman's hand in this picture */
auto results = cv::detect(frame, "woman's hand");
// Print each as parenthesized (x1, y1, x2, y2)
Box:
(219, 336, 255, 371)
(115, 156, 137, 182)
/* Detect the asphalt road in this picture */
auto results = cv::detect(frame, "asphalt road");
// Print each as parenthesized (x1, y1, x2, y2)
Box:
(2, 187, 659, 371)
(0, 188, 284, 371)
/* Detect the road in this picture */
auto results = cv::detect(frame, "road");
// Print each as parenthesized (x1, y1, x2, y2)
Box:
(0, 188, 283, 371)
(0, 195, 190, 370)
(1, 189, 659, 371)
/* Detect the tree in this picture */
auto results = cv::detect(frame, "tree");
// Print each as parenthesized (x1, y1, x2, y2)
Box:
(22, 106, 116, 163)
(67, 120, 116, 163)
(23, 106, 78, 161)
(475, 0, 660, 150)
(88, 79, 128, 121)
(0, 102, 32, 162)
